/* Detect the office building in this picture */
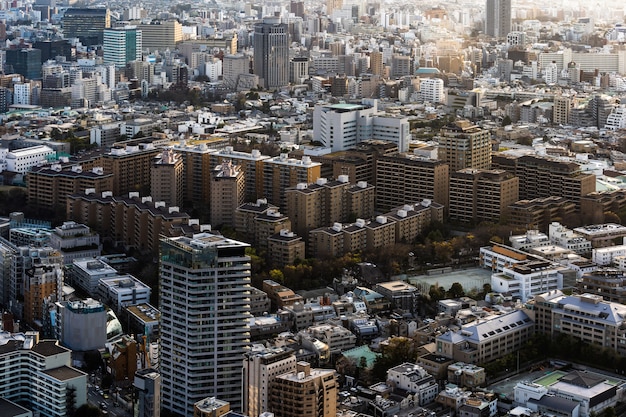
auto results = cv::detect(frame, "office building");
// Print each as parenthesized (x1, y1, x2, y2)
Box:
(194, 397, 230, 417)
(159, 233, 252, 415)
(138, 20, 182, 51)
(254, 17, 289, 90)
(69, 258, 117, 297)
(449, 169, 518, 224)
(313, 101, 410, 152)
(528, 291, 626, 357)
(243, 346, 298, 417)
(97, 275, 151, 313)
(0, 332, 87, 417)
(269, 362, 337, 417)
(151, 148, 184, 208)
(210, 161, 245, 228)
(49, 221, 101, 265)
(375, 153, 449, 212)
(577, 268, 626, 304)
(223, 54, 251, 90)
(485, 0, 511, 38)
(420, 78, 445, 103)
(435, 309, 533, 364)
(387, 363, 439, 405)
(491, 259, 565, 302)
(5, 48, 42, 80)
(492, 154, 596, 208)
(26, 165, 113, 211)
(56, 298, 107, 351)
(438, 120, 491, 172)
(134, 368, 161, 417)
(62, 8, 111, 46)
(103, 26, 142, 68)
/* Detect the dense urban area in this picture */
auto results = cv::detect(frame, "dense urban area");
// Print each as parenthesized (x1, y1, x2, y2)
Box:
(2, 0, 626, 416)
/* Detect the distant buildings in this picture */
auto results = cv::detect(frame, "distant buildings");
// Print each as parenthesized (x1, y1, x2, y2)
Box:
(103, 26, 142, 68)
(62, 8, 111, 46)
(485, 0, 511, 38)
(254, 17, 289, 90)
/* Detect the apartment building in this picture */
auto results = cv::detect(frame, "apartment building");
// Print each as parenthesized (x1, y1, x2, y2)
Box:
(151, 148, 184, 208)
(243, 346, 298, 417)
(134, 369, 161, 417)
(66, 190, 193, 253)
(210, 160, 245, 228)
(375, 153, 449, 212)
(267, 229, 306, 268)
(210, 147, 271, 202)
(580, 189, 626, 225)
(382, 200, 445, 243)
(573, 223, 626, 248)
(263, 154, 322, 212)
(172, 141, 214, 209)
(102, 143, 160, 196)
(527, 291, 626, 356)
(548, 222, 592, 254)
(269, 362, 337, 417)
(254, 209, 291, 252)
(435, 309, 534, 364)
(235, 199, 279, 244)
(23, 261, 63, 327)
(26, 164, 113, 209)
(159, 233, 252, 415)
(0, 332, 87, 417)
(508, 197, 577, 232)
(449, 169, 519, 224)
(262, 279, 303, 311)
(492, 154, 595, 208)
(438, 120, 491, 171)
(285, 176, 375, 239)
(374, 281, 420, 312)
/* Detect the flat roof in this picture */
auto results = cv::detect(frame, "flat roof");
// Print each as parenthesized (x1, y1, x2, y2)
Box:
(0, 398, 32, 417)
(42, 365, 86, 381)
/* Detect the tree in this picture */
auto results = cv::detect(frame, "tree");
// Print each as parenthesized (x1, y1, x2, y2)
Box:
(501, 115, 512, 127)
(604, 211, 621, 224)
(447, 282, 465, 298)
(429, 285, 445, 302)
(269, 269, 284, 283)
(74, 404, 103, 417)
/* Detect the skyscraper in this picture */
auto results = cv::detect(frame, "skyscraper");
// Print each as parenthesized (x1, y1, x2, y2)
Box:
(62, 8, 111, 46)
(253, 17, 289, 90)
(485, 0, 511, 38)
(103, 26, 142, 68)
(159, 233, 252, 416)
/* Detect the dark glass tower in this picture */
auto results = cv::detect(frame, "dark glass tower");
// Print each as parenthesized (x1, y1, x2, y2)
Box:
(253, 17, 289, 90)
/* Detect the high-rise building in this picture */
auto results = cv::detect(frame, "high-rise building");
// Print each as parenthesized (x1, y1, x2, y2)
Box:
(485, 0, 511, 38)
(448, 169, 519, 224)
(243, 346, 298, 417)
(102, 143, 161, 196)
(253, 17, 289, 90)
(62, 8, 111, 46)
(492, 154, 596, 209)
(438, 120, 492, 172)
(5, 48, 42, 80)
(138, 21, 183, 51)
(269, 362, 337, 417)
(103, 26, 142, 68)
(553, 96, 571, 125)
(263, 154, 322, 212)
(370, 50, 383, 75)
(375, 153, 450, 212)
(326, 0, 343, 16)
(159, 233, 252, 415)
(210, 160, 246, 228)
(151, 148, 184, 208)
